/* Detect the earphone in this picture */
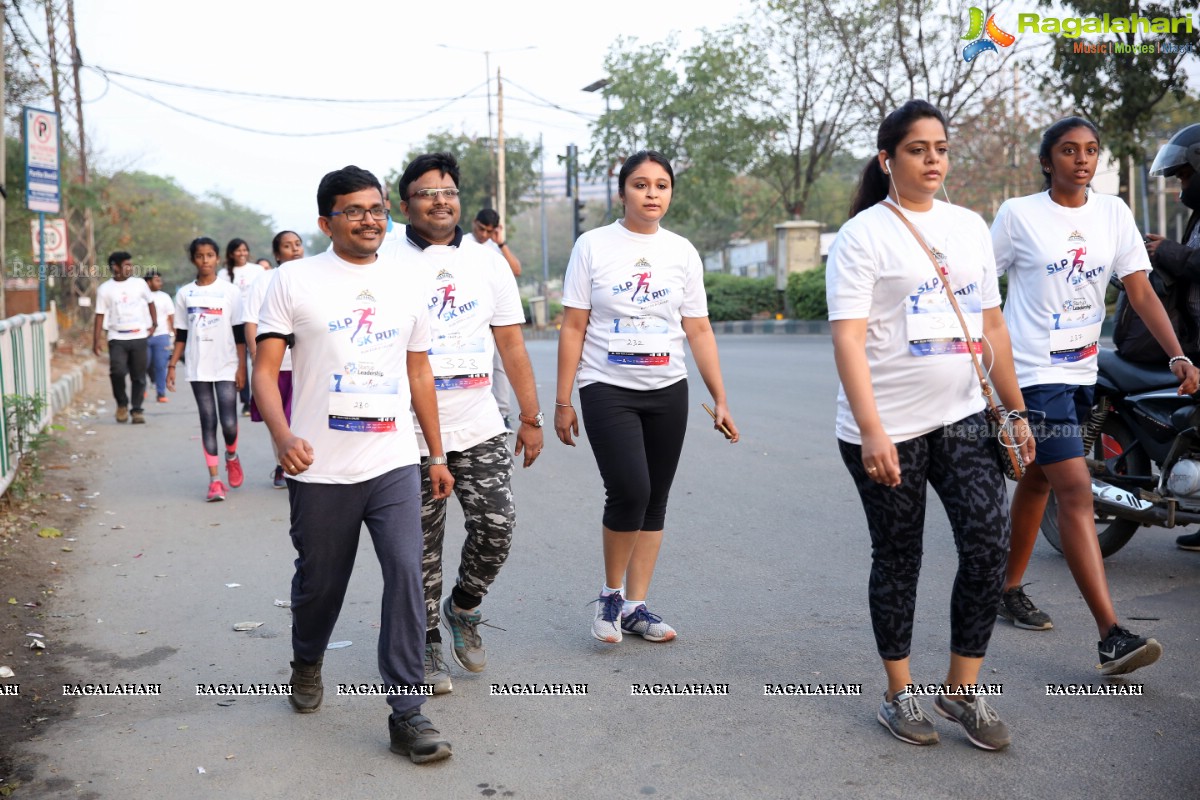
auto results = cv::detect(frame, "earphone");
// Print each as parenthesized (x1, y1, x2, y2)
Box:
(884, 158, 892, 175)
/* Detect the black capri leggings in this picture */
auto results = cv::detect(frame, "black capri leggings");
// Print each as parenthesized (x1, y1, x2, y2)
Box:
(579, 379, 688, 532)
(190, 380, 239, 458)
(837, 412, 1010, 660)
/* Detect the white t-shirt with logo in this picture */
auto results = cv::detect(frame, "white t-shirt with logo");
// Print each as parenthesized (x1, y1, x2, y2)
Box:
(256, 249, 432, 484)
(96, 277, 154, 340)
(243, 269, 292, 371)
(387, 235, 525, 454)
(173, 279, 243, 383)
(150, 290, 174, 337)
(562, 220, 708, 392)
(826, 200, 1001, 444)
(992, 191, 1150, 387)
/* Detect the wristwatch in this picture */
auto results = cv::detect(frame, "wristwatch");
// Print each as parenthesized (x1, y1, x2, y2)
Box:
(518, 411, 544, 428)
(427, 455, 448, 466)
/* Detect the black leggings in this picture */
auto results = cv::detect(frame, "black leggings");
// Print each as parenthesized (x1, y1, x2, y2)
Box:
(579, 379, 688, 532)
(838, 412, 1010, 660)
(190, 381, 239, 458)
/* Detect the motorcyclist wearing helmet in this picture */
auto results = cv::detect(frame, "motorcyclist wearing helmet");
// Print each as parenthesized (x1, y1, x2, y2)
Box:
(1116, 123, 1200, 551)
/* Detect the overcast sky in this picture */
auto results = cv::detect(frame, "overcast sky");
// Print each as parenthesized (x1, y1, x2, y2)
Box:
(70, 0, 750, 236)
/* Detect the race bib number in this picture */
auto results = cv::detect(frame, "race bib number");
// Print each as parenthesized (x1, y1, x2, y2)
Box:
(328, 372, 401, 432)
(608, 316, 670, 366)
(1049, 311, 1102, 364)
(906, 292, 981, 357)
(429, 333, 490, 391)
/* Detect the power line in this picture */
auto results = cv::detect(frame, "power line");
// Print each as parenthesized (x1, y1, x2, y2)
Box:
(100, 72, 485, 137)
(88, 65, 484, 106)
(502, 78, 596, 119)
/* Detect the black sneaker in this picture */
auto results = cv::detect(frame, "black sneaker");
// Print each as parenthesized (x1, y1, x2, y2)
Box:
(997, 584, 1053, 630)
(1176, 531, 1200, 551)
(877, 690, 938, 745)
(1097, 624, 1162, 676)
(288, 657, 323, 713)
(388, 709, 452, 764)
(933, 695, 1011, 750)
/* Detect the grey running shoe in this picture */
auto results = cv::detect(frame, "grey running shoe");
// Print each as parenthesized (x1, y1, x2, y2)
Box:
(1097, 624, 1163, 676)
(997, 584, 1053, 630)
(440, 597, 487, 673)
(933, 695, 1011, 751)
(1176, 531, 1200, 551)
(288, 657, 323, 713)
(620, 604, 676, 642)
(424, 641, 453, 695)
(389, 710, 452, 764)
(877, 690, 939, 745)
(591, 591, 623, 643)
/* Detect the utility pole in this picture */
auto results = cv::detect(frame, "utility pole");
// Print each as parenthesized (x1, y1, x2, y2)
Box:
(496, 66, 506, 228)
(66, 0, 94, 288)
(43, 0, 69, 314)
(539, 133, 548, 297)
(1, 1, 8, 320)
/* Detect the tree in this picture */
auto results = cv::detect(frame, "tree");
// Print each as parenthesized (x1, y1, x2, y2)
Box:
(1037, 0, 1198, 196)
(383, 131, 540, 231)
(587, 28, 778, 253)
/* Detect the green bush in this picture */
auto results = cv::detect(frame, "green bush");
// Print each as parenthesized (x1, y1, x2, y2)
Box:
(786, 268, 828, 320)
(703, 272, 779, 321)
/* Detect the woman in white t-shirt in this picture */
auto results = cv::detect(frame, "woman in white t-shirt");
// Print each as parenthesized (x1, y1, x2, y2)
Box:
(223, 237, 266, 416)
(245, 230, 305, 488)
(828, 100, 1034, 751)
(167, 237, 247, 502)
(554, 150, 740, 646)
(993, 117, 1199, 676)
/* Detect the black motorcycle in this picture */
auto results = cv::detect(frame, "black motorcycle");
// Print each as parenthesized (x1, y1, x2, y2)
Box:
(1040, 347, 1200, 557)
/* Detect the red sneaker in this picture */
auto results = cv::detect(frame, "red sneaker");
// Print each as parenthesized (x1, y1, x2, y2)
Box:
(157, 396, 169, 403)
(226, 454, 244, 488)
(206, 480, 227, 502)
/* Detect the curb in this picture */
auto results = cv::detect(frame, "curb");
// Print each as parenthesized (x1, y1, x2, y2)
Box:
(50, 358, 97, 415)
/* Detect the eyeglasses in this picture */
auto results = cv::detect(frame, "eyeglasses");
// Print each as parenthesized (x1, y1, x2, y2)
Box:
(409, 188, 460, 200)
(329, 206, 388, 221)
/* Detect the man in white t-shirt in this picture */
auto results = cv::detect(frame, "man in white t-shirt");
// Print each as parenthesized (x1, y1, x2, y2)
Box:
(470, 207, 522, 429)
(253, 165, 455, 765)
(384, 153, 543, 694)
(92, 251, 157, 424)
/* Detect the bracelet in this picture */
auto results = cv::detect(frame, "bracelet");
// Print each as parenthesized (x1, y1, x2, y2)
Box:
(554, 401, 572, 408)
(1169, 355, 1192, 368)
(497, 241, 506, 248)
(427, 455, 448, 466)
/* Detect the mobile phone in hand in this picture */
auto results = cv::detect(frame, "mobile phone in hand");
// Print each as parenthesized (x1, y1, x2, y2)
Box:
(701, 403, 733, 440)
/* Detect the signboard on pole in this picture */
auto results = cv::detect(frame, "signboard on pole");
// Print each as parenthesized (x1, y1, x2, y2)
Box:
(30, 218, 69, 262)
(24, 106, 61, 213)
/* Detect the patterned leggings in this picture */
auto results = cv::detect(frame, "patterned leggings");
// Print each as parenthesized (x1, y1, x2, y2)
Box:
(420, 434, 515, 630)
(838, 412, 1010, 660)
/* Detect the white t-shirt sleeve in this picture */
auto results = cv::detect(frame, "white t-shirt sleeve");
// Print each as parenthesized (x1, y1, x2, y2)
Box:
(408, 300, 432, 352)
(230, 286, 244, 330)
(1113, 201, 1152, 278)
(826, 225, 877, 320)
(241, 271, 272, 325)
(174, 288, 188, 331)
(679, 242, 708, 318)
(562, 237, 593, 310)
(975, 216, 1002, 310)
(491, 260, 526, 326)
(257, 270, 294, 338)
(990, 203, 1015, 278)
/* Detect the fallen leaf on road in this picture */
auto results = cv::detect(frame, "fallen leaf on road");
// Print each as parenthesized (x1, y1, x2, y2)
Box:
(37, 528, 62, 538)
(274, 599, 291, 608)
(327, 641, 352, 649)
(233, 622, 264, 631)
(0, 666, 14, 678)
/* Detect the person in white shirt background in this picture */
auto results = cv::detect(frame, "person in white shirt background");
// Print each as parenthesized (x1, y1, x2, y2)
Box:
(92, 250, 157, 424)
(993, 116, 1199, 676)
(243, 229, 305, 489)
(221, 237, 267, 416)
(470, 207, 522, 431)
(167, 237, 247, 502)
(144, 270, 174, 404)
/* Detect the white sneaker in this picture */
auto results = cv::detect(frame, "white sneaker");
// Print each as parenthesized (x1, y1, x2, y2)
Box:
(620, 604, 676, 642)
(591, 591, 623, 643)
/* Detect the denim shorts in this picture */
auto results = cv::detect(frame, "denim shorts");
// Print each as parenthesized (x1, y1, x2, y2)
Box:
(1021, 383, 1095, 466)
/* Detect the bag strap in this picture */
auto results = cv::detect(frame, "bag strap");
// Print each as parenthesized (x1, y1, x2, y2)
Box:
(881, 200, 994, 399)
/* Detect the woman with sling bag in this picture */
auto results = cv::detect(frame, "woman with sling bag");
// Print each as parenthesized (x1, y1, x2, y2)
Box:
(827, 100, 1034, 751)
(992, 117, 1199, 674)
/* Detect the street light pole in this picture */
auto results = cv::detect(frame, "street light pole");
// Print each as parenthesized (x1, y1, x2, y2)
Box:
(582, 79, 612, 221)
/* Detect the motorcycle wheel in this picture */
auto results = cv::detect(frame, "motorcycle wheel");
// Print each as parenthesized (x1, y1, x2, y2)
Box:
(1039, 412, 1146, 558)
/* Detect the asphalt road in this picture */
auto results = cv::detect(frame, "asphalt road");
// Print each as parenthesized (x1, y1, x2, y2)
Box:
(12, 335, 1200, 799)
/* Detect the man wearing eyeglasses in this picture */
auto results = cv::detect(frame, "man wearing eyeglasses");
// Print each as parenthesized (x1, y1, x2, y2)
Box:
(381, 152, 543, 696)
(253, 165, 455, 764)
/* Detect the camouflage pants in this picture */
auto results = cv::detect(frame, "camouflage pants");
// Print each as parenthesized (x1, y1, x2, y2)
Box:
(421, 434, 515, 631)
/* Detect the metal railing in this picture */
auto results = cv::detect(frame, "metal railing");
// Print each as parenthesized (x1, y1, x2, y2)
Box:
(0, 308, 57, 496)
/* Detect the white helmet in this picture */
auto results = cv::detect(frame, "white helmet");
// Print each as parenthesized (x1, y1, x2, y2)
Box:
(1150, 123, 1200, 177)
